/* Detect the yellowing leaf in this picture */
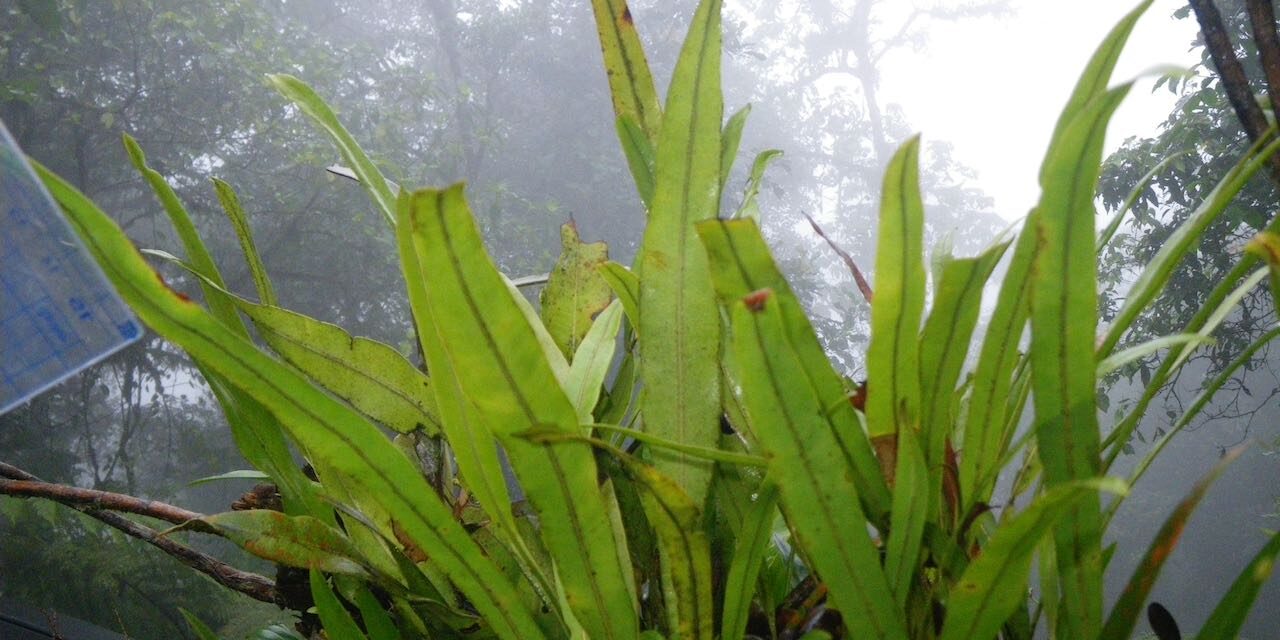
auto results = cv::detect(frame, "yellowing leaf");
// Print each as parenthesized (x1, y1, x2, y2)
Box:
(173, 510, 369, 577)
(541, 223, 615, 360)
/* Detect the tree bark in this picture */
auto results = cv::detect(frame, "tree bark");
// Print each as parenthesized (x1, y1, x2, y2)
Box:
(1189, 0, 1280, 185)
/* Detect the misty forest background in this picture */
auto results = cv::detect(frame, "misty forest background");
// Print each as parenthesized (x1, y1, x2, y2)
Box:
(1, 0, 1278, 637)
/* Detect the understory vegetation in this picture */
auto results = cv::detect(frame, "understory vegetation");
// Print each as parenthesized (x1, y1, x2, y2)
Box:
(6, 0, 1280, 638)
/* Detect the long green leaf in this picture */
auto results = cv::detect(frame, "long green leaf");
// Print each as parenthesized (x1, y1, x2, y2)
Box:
(720, 104, 750, 188)
(638, 0, 724, 506)
(1098, 133, 1280, 357)
(524, 429, 718, 640)
(883, 423, 928, 611)
(732, 149, 782, 221)
(919, 240, 1008, 520)
(566, 300, 624, 421)
(1194, 531, 1280, 640)
(398, 186, 637, 640)
(142, 247, 442, 438)
(237, 302, 441, 435)
(599, 261, 640, 327)
(621, 449, 713, 640)
(1109, 324, 1280, 523)
(939, 479, 1127, 640)
(179, 609, 223, 640)
(1044, 0, 1152, 154)
(590, 0, 662, 142)
(1101, 258, 1267, 467)
(865, 136, 925, 440)
(1095, 333, 1211, 377)
(1004, 16, 1155, 517)
(122, 134, 245, 335)
(1031, 83, 1132, 638)
(617, 115, 657, 208)
(267, 74, 397, 227)
(961, 226, 1036, 511)
(41, 164, 550, 640)
(720, 478, 779, 640)
(1099, 447, 1244, 640)
(121, 138, 325, 520)
(188, 469, 271, 486)
(343, 578, 402, 640)
(311, 570, 368, 640)
(1096, 150, 1189, 252)
(169, 510, 369, 577)
(697, 218, 891, 518)
(213, 178, 277, 306)
(728, 291, 905, 640)
(396, 193, 553, 606)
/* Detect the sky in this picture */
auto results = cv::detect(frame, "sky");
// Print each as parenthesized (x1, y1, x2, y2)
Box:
(875, 0, 1200, 220)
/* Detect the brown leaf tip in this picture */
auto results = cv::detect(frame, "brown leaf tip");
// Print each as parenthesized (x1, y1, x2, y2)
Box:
(743, 288, 772, 312)
(155, 270, 192, 303)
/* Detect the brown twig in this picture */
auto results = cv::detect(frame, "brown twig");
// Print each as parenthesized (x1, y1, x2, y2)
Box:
(1189, 0, 1280, 185)
(0, 461, 277, 605)
(802, 211, 875, 304)
(0, 477, 202, 524)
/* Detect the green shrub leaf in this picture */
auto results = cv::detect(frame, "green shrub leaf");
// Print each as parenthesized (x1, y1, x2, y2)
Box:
(171, 510, 370, 577)
(866, 136, 925, 440)
(267, 73, 398, 227)
(919, 240, 1008, 519)
(884, 423, 928, 611)
(212, 178, 277, 306)
(566, 300, 625, 420)
(719, 478, 779, 640)
(541, 222, 615, 360)
(1029, 84, 1132, 637)
(238, 302, 441, 436)
(638, 0, 725, 506)
(40, 164, 549, 640)
(720, 104, 750, 188)
(732, 149, 782, 221)
(179, 609, 223, 640)
(123, 138, 327, 520)
(599, 261, 641, 326)
(398, 186, 638, 640)
(590, 0, 661, 143)
(727, 292, 905, 640)
(940, 479, 1127, 640)
(698, 218, 891, 518)
(310, 570, 368, 640)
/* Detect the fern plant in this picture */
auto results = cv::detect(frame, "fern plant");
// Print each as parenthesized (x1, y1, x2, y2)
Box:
(24, 0, 1280, 638)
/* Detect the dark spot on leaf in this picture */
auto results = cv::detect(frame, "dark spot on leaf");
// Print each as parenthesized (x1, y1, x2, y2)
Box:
(743, 289, 771, 312)
(621, 7, 633, 24)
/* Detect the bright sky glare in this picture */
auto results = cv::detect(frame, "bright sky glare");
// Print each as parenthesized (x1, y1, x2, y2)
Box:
(876, 0, 1200, 220)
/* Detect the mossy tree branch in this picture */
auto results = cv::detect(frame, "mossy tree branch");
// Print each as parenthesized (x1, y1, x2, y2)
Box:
(0, 461, 277, 605)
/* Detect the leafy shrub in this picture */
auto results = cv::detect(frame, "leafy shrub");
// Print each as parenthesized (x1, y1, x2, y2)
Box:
(28, 0, 1280, 638)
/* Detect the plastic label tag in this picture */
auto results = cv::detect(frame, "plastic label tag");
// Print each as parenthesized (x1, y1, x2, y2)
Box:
(1, 121, 142, 414)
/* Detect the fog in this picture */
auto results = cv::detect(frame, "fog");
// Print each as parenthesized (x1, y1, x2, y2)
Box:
(1, 0, 1276, 637)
